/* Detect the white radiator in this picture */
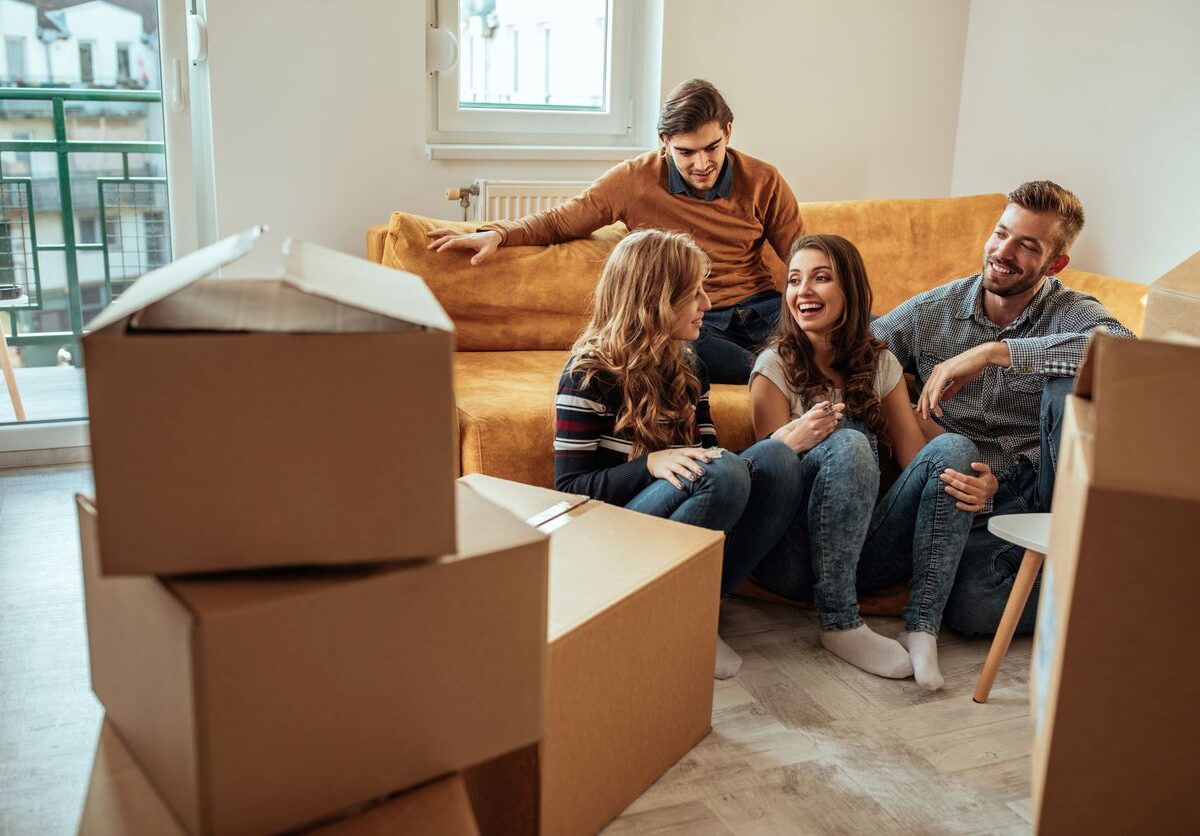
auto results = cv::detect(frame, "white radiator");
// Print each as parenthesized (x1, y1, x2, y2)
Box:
(473, 180, 590, 222)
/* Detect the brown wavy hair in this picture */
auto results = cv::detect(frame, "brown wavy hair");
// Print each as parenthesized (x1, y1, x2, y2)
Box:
(657, 78, 734, 139)
(569, 229, 710, 458)
(767, 234, 890, 450)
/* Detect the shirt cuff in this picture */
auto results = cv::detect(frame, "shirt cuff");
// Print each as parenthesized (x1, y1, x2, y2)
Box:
(1001, 338, 1046, 375)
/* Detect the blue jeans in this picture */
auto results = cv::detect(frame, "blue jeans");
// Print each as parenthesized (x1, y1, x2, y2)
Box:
(753, 423, 979, 634)
(625, 439, 804, 595)
(694, 290, 781, 384)
(942, 376, 1073, 637)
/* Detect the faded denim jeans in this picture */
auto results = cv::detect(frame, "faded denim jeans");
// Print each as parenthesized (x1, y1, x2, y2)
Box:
(626, 438, 804, 595)
(693, 290, 782, 385)
(941, 376, 1073, 637)
(753, 419, 979, 635)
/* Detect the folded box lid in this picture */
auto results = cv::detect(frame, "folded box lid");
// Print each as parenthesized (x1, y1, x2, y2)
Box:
(1073, 333, 1200, 501)
(86, 227, 452, 335)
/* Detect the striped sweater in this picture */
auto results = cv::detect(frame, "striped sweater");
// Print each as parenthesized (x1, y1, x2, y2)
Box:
(553, 358, 718, 505)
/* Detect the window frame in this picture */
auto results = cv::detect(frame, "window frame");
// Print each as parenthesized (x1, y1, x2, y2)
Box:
(5, 36, 26, 83)
(79, 40, 95, 84)
(428, 0, 640, 146)
(115, 42, 132, 81)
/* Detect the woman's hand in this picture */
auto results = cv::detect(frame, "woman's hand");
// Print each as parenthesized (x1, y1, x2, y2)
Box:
(646, 447, 724, 490)
(770, 401, 845, 454)
(939, 462, 999, 512)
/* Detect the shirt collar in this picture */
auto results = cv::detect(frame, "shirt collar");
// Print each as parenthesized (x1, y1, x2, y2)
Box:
(667, 155, 733, 201)
(960, 274, 1060, 328)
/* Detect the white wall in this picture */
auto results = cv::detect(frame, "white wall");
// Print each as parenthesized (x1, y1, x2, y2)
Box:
(660, 0, 971, 202)
(196, 0, 630, 274)
(952, 0, 1200, 283)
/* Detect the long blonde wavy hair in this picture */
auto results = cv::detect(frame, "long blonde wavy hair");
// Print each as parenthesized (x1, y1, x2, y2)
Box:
(569, 229, 710, 458)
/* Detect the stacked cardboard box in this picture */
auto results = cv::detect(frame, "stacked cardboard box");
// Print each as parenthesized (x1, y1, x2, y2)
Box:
(458, 475, 725, 836)
(79, 721, 480, 835)
(1142, 249, 1200, 342)
(77, 230, 549, 834)
(1030, 334, 1200, 832)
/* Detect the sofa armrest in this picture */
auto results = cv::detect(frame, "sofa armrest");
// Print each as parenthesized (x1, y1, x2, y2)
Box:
(1057, 267, 1147, 337)
(366, 224, 389, 264)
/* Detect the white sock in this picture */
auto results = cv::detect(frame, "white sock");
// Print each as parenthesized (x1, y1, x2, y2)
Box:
(820, 624, 913, 679)
(898, 630, 944, 691)
(715, 634, 743, 680)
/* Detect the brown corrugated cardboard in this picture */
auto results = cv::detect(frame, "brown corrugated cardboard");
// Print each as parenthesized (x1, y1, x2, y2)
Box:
(1143, 249, 1200, 342)
(83, 228, 458, 574)
(1030, 334, 1200, 833)
(78, 721, 479, 836)
(78, 482, 546, 836)
(459, 474, 723, 836)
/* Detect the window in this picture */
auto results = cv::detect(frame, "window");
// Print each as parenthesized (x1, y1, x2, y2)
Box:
(78, 215, 99, 244)
(143, 211, 169, 268)
(429, 0, 650, 145)
(11, 131, 32, 175)
(5, 37, 26, 83)
(116, 43, 131, 81)
(79, 41, 95, 84)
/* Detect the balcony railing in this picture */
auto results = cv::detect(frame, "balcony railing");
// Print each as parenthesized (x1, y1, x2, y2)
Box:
(0, 87, 170, 370)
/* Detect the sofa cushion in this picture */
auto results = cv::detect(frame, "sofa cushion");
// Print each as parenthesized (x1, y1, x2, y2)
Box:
(381, 212, 626, 351)
(801, 194, 1006, 315)
(454, 350, 758, 488)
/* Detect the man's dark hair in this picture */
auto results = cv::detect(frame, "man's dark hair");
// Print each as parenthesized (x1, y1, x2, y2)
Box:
(657, 79, 733, 139)
(1007, 180, 1086, 257)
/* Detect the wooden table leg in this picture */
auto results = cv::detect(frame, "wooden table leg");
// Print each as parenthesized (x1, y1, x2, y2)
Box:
(0, 314, 26, 422)
(973, 548, 1045, 703)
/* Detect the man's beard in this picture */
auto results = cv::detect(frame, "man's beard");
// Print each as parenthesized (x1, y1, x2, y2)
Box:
(982, 257, 1046, 298)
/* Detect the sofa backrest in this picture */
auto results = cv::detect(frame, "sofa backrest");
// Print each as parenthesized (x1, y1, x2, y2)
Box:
(799, 193, 1005, 314)
(371, 193, 1144, 349)
(377, 211, 623, 351)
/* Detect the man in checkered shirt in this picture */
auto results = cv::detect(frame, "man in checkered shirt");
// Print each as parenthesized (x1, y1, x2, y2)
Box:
(872, 180, 1133, 638)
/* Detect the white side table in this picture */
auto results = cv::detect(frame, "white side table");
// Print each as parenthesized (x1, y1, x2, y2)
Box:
(972, 512, 1052, 703)
(0, 293, 28, 422)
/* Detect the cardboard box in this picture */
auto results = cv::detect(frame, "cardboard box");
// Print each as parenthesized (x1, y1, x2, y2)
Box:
(459, 475, 724, 836)
(78, 482, 546, 836)
(1030, 334, 1200, 833)
(84, 227, 457, 574)
(1143, 248, 1200, 342)
(78, 720, 479, 835)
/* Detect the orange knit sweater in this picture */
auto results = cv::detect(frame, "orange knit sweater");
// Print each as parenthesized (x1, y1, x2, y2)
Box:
(481, 148, 803, 308)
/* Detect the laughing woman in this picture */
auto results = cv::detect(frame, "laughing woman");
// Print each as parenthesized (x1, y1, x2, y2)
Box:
(750, 234, 998, 690)
(554, 228, 803, 680)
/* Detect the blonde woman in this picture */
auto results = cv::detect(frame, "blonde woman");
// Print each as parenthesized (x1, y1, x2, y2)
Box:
(554, 229, 803, 680)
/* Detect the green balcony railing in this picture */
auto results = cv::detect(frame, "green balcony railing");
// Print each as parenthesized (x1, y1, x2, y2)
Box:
(0, 87, 171, 369)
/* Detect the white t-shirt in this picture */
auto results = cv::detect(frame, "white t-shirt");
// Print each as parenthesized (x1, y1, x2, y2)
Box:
(751, 347, 904, 421)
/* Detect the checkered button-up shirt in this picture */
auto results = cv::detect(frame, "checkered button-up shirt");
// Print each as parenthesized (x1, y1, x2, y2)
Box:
(872, 275, 1134, 495)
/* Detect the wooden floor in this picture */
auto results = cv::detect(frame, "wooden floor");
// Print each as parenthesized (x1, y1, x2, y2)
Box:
(0, 366, 88, 423)
(0, 465, 1034, 835)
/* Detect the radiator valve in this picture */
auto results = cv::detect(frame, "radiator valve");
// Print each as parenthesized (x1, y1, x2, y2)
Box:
(445, 184, 480, 220)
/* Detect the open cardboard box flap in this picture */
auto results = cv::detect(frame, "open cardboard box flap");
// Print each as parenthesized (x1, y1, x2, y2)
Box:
(86, 227, 452, 335)
(459, 473, 589, 530)
(1073, 333, 1200, 501)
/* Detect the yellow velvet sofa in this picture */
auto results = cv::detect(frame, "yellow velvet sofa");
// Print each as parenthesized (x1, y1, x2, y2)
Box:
(368, 193, 1146, 492)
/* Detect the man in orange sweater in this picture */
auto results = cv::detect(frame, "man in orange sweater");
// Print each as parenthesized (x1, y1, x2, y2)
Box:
(427, 79, 803, 384)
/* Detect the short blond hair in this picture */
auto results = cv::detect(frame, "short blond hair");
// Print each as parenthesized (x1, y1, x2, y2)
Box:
(1007, 180, 1085, 257)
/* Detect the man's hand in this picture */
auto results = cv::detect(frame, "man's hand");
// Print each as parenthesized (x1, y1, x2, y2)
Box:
(646, 447, 723, 490)
(771, 401, 845, 454)
(916, 342, 1011, 419)
(939, 462, 999, 512)
(425, 229, 502, 265)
